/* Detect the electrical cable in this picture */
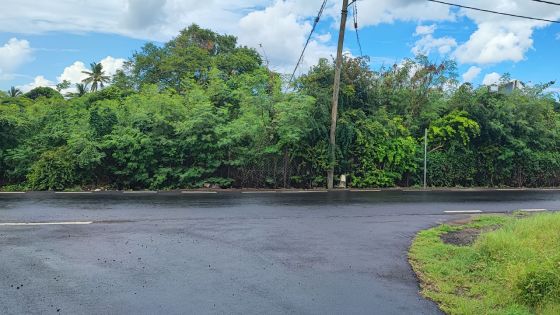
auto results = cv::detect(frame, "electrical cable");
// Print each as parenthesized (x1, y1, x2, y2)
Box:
(428, 0, 560, 23)
(288, 0, 328, 85)
(353, 1, 363, 57)
(529, 0, 560, 6)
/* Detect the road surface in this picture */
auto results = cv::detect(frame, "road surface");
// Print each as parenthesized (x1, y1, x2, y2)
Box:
(1, 190, 559, 314)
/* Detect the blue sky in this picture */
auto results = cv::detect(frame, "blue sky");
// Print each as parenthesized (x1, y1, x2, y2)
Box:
(0, 0, 559, 93)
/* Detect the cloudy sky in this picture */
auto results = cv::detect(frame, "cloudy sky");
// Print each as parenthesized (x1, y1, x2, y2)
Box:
(0, 0, 559, 92)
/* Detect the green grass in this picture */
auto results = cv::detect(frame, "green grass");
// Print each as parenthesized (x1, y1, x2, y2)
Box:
(409, 213, 560, 315)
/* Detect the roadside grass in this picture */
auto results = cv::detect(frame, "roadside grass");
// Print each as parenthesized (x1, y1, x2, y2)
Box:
(409, 213, 560, 315)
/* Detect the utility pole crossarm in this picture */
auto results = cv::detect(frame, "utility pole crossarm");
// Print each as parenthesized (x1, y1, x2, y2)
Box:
(327, 0, 349, 190)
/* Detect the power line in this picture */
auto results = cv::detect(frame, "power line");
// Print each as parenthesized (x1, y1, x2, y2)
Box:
(289, 0, 328, 85)
(427, 0, 560, 24)
(530, 0, 560, 6)
(352, 1, 363, 56)
(351, 1, 370, 104)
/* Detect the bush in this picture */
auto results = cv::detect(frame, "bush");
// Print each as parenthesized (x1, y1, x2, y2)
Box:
(517, 266, 560, 307)
(24, 87, 63, 100)
(28, 147, 77, 190)
(427, 148, 477, 187)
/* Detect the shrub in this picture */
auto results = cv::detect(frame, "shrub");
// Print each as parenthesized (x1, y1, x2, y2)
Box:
(517, 266, 560, 307)
(28, 147, 77, 190)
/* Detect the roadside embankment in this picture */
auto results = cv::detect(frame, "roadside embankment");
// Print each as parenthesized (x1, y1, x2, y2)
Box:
(409, 212, 560, 315)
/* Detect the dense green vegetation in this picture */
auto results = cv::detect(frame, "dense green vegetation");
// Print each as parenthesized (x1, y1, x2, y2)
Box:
(1, 25, 559, 190)
(409, 213, 560, 315)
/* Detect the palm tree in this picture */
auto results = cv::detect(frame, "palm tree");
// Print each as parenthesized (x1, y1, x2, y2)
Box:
(82, 62, 110, 92)
(75, 83, 88, 97)
(8, 86, 22, 97)
(65, 83, 88, 98)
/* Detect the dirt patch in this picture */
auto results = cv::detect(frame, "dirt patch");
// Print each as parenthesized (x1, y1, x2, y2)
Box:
(441, 228, 482, 246)
(441, 225, 500, 246)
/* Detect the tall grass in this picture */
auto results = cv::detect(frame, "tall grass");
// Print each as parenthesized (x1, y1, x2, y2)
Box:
(409, 213, 560, 315)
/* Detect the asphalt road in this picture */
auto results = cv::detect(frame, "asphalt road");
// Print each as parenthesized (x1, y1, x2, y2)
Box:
(1, 190, 559, 314)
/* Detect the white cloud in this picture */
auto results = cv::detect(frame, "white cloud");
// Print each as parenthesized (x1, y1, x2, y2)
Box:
(412, 23, 456, 56)
(58, 56, 125, 85)
(0, 38, 33, 80)
(238, 1, 336, 73)
(0, 0, 456, 75)
(339, 0, 454, 26)
(18, 75, 55, 92)
(0, 0, 455, 39)
(452, 1, 560, 64)
(482, 72, 501, 85)
(122, 0, 167, 30)
(21, 56, 126, 94)
(99, 56, 126, 77)
(0, 0, 557, 74)
(415, 24, 436, 36)
(462, 66, 481, 83)
(453, 22, 534, 64)
(57, 61, 88, 84)
(412, 34, 457, 56)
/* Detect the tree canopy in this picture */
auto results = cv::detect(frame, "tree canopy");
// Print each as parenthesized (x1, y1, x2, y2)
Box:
(1, 24, 559, 190)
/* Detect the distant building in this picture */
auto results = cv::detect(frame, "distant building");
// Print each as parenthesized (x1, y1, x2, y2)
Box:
(500, 80, 525, 94)
(488, 79, 525, 95)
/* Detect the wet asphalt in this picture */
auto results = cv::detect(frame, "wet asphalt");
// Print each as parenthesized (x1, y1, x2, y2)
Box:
(1, 190, 559, 314)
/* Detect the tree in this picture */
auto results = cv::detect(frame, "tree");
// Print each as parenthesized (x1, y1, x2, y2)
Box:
(350, 111, 418, 187)
(56, 80, 71, 92)
(75, 83, 88, 97)
(66, 83, 88, 98)
(24, 87, 63, 100)
(1, 25, 559, 191)
(128, 24, 261, 92)
(82, 62, 111, 92)
(427, 110, 480, 152)
(8, 86, 22, 97)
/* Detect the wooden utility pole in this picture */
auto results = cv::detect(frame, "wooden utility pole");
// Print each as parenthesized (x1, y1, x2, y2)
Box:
(327, 0, 349, 190)
(424, 128, 428, 189)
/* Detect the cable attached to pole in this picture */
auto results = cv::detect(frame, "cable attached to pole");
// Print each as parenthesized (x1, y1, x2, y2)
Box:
(288, 0, 328, 85)
(353, 1, 363, 57)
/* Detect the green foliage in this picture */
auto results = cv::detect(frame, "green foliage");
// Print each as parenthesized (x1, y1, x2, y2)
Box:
(517, 266, 560, 307)
(56, 80, 71, 92)
(7, 86, 22, 97)
(24, 87, 63, 100)
(82, 62, 111, 92)
(129, 24, 261, 92)
(0, 24, 559, 191)
(428, 110, 480, 148)
(410, 213, 560, 315)
(28, 147, 77, 190)
(351, 111, 418, 187)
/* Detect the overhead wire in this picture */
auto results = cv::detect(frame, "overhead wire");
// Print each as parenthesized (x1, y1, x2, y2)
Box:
(352, 1, 363, 57)
(351, 1, 371, 108)
(529, 0, 560, 6)
(288, 0, 328, 85)
(427, 0, 560, 23)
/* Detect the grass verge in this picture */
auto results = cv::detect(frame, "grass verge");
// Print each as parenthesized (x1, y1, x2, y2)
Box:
(409, 213, 560, 315)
